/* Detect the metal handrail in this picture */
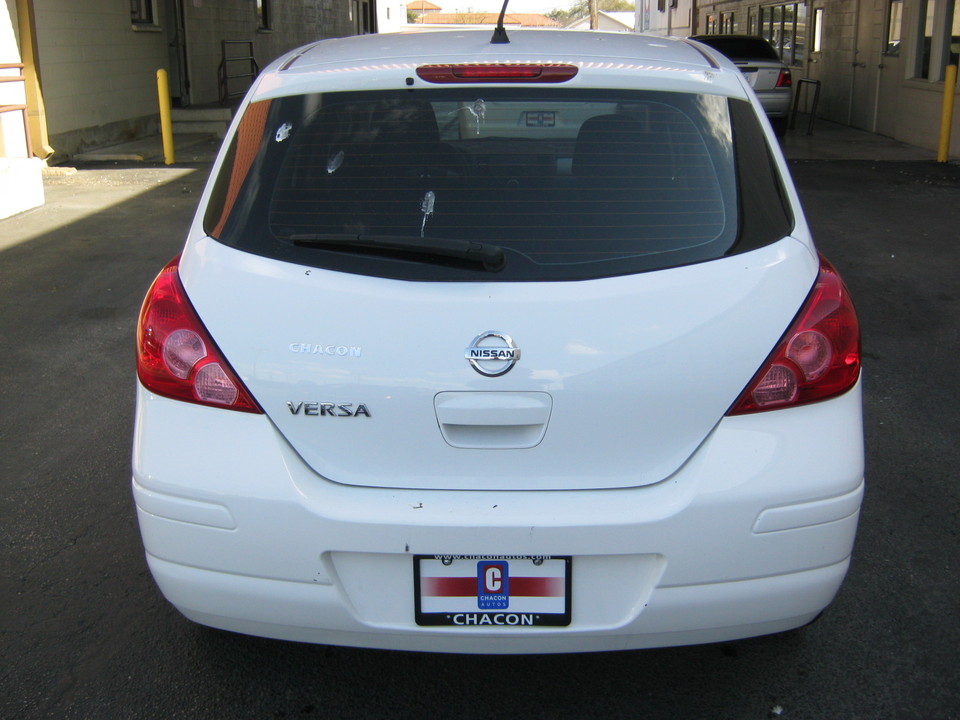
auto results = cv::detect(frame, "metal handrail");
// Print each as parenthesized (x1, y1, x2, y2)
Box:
(790, 78, 822, 136)
(217, 41, 259, 105)
(0, 62, 33, 158)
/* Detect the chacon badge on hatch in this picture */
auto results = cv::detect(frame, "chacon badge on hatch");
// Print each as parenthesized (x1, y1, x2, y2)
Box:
(465, 331, 521, 377)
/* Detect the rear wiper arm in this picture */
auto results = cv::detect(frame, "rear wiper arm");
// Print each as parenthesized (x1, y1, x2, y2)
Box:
(288, 233, 506, 273)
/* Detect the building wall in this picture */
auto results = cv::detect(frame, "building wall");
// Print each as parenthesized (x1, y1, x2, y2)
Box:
(567, 12, 636, 31)
(33, 0, 167, 152)
(27, 0, 355, 159)
(637, 0, 696, 36)
(181, 0, 354, 106)
(1, 0, 44, 218)
(377, 1, 408, 33)
(1, 0, 27, 157)
(695, 0, 960, 157)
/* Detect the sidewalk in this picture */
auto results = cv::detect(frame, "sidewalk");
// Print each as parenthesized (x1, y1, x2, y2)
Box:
(63, 115, 945, 166)
(780, 116, 940, 162)
(69, 132, 223, 165)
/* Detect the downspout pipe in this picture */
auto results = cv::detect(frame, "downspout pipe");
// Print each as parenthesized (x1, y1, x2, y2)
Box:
(847, 0, 862, 126)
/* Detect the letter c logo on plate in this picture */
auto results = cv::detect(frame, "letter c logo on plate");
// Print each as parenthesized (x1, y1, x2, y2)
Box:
(484, 565, 503, 593)
(477, 560, 509, 610)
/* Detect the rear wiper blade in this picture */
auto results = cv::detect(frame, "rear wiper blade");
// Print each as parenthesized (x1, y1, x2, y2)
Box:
(288, 233, 506, 272)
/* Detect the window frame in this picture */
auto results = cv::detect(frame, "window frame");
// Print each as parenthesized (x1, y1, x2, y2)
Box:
(811, 6, 824, 54)
(912, 0, 937, 78)
(257, 0, 273, 31)
(130, 0, 155, 26)
(758, 2, 808, 67)
(884, 0, 904, 56)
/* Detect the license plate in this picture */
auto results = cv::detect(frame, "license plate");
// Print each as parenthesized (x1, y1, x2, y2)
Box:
(414, 555, 571, 627)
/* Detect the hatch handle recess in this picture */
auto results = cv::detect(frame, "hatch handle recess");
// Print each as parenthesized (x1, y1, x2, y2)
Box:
(434, 392, 552, 449)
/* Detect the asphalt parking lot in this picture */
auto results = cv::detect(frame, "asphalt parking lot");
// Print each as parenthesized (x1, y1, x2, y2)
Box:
(1, 126, 959, 719)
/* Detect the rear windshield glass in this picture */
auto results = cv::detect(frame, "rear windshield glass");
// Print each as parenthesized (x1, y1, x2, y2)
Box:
(205, 88, 791, 281)
(691, 36, 781, 61)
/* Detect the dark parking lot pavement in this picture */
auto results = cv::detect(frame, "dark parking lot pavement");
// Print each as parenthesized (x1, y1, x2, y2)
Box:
(1, 126, 959, 719)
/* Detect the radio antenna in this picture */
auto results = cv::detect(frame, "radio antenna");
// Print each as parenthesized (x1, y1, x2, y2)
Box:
(490, 0, 510, 44)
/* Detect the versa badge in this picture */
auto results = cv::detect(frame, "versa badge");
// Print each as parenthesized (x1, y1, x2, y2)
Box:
(287, 402, 371, 417)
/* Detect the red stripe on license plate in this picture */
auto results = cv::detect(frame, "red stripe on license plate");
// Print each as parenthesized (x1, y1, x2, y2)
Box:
(422, 576, 564, 597)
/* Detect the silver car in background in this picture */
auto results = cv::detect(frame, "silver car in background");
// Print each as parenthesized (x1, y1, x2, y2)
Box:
(690, 35, 793, 136)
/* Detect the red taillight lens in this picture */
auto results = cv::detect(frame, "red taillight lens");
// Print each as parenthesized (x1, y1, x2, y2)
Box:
(137, 256, 262, 413)
(776, 69, 793, 88)
(416, 64, 578, 83)
(728, 256, 860, 415)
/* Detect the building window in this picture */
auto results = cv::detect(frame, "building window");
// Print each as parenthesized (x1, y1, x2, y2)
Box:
(953, 0, 960, 67)
(130, 0, 154, 25)
(912, 0, 959, 80)
(812, 7, 823, 53)
(759, 2, 808, 66)
(914, 0, 935, 77)
(884, 0, 903, 55)
(351, 0, 374, 34)
(257, 0, 272, 30)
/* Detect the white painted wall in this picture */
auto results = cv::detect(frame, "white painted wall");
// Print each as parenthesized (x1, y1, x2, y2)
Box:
(637, 0, 694, 37)
(378, 1, 410, 32)
(1, 0, 28, 157)
(567, 11, 636, 31)
(32, 0, 166, 137)
(0, 0, 43, 219)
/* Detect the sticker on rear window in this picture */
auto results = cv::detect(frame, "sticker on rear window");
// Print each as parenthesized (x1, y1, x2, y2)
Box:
(525, 111, 556, 127)
(420, 190, 436, 237)
(275, 122, 293, 143)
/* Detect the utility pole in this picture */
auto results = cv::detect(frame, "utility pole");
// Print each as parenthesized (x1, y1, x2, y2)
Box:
(589, 0, 599, 29)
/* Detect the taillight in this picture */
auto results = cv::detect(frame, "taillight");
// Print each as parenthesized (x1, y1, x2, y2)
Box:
(416, 64, 578, 83)
(728, 256, 860, 415)
(776, 69, 792, 88)
(137, 256, 262, 413)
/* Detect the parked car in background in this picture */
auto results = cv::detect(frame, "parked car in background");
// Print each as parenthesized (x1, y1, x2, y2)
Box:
(689, 34, 793, 136)
(133, 28, 862, 654)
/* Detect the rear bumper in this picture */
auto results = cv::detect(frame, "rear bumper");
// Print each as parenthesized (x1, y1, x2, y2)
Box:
(132, 381, 864, 654)
(758, 89, 793, 118)
(146, 553, 849, 653)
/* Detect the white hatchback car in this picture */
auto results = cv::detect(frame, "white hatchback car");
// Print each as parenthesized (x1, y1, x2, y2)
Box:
(133, 29, 863, 654)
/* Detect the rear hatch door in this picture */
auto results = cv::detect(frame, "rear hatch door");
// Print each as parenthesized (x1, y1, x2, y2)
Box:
(181, 237, 816, 491)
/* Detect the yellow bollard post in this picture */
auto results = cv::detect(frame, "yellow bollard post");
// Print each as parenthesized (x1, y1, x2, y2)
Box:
(156, 69, 175, 165)
(937, 64, 957, 163)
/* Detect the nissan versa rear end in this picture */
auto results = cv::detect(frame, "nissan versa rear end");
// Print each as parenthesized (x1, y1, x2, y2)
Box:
(133, 30, 863, 653)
